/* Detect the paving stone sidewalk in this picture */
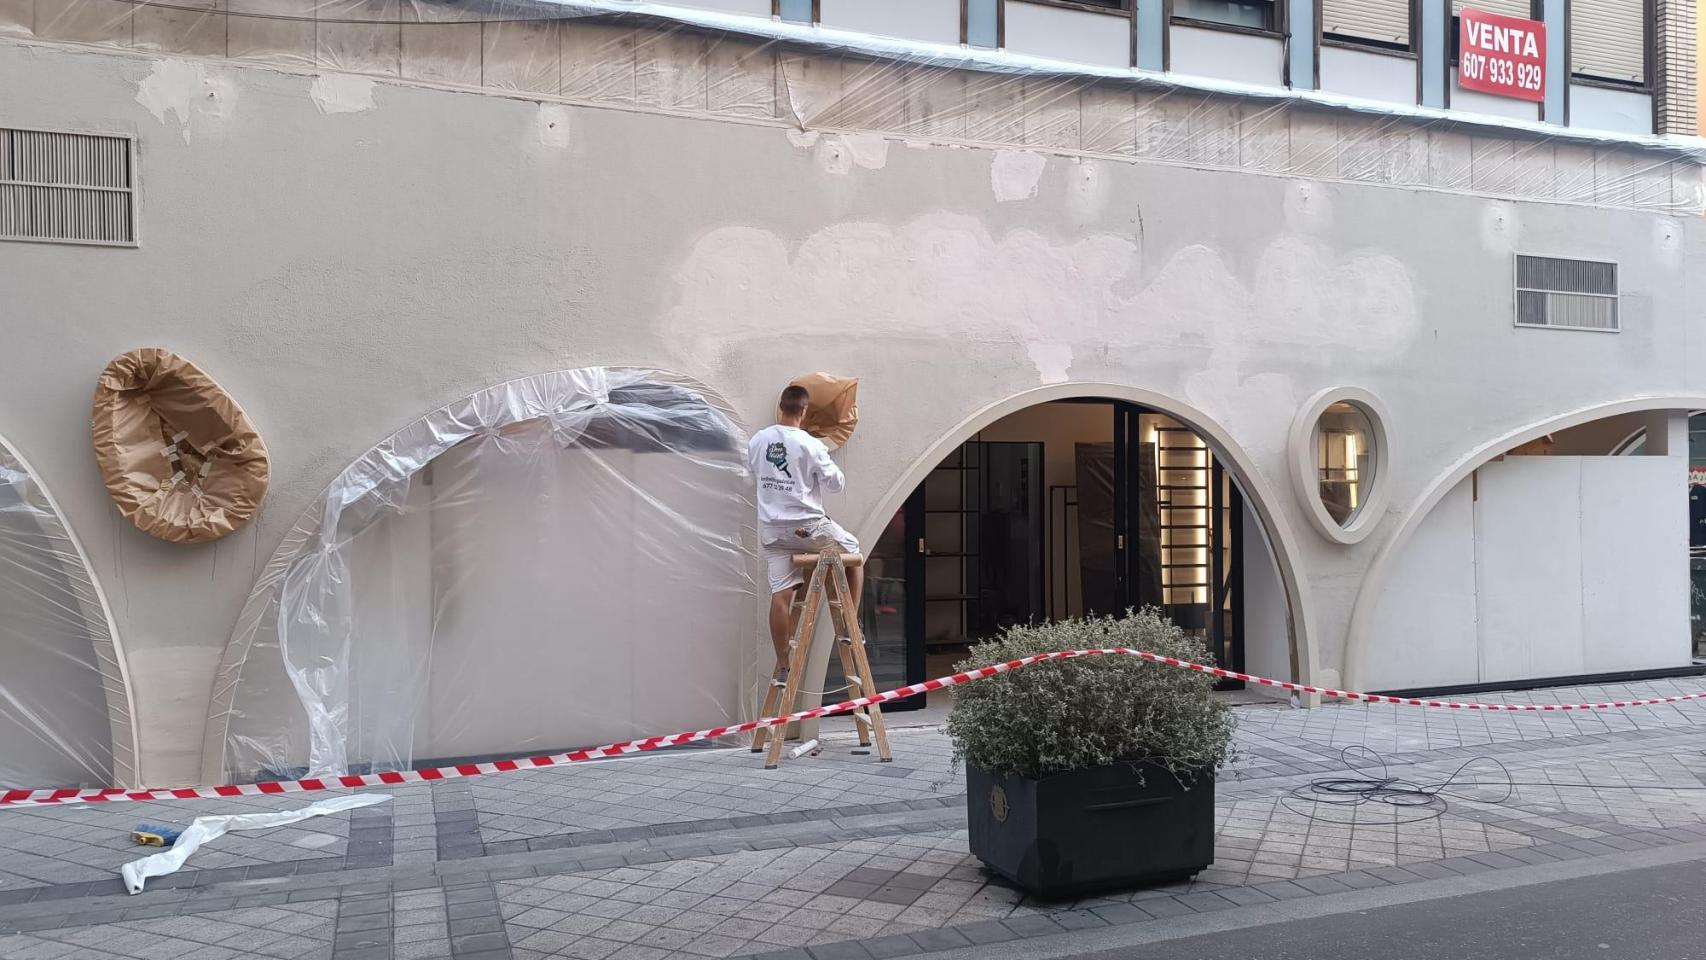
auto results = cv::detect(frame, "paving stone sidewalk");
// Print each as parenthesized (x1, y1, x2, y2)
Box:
(2, 676, 1705, 959)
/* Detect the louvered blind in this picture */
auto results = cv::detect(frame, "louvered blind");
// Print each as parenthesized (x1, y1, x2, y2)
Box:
(1571, 0, 1645, 84)
(1453, 0, 1531, 18)
(1515, 255, 1619, 331)
(0, 129, 134, 245)
(1323, 0, 1411, 44)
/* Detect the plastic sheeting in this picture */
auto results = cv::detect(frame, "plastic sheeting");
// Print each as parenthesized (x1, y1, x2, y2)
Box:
(122, 793, 390, 894)
(91, 348, 271, 544)
(0, 434, 138, 790)
(205, 368, 758, 783)
(7, 1, 1701, 215)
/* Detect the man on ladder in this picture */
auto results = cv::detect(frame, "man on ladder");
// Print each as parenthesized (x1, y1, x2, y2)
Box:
(749, 384, 862, 681)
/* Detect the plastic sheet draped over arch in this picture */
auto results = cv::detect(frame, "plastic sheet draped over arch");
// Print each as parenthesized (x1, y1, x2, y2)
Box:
(205, 368, 759, 783)
(0, 435, 139, 791)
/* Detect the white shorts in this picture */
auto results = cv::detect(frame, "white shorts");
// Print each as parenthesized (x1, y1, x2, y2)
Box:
(763, 518, 860, 594)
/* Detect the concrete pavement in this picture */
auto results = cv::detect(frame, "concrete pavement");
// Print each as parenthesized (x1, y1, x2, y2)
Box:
(0, 676, 1703, 959)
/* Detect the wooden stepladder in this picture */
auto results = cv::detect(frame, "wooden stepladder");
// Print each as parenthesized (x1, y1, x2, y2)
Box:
(752, 550, 893, 769)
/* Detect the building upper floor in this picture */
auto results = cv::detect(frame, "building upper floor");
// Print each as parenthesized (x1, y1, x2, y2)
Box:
(4, 0, 1704, 242)
(4, 0, 1699, 139)
(665, 0, 1699, 136)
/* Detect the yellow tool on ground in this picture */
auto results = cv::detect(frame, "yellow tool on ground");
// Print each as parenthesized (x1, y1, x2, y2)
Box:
(130, 825, 182, 847)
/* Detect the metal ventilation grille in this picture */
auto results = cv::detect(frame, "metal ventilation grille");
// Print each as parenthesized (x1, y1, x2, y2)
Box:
(0, 129, 135, 245)
(1515, 255, 1619, 331)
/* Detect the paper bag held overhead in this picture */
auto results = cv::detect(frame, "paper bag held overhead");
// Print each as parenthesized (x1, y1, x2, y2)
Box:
(789, 373, 858, 450)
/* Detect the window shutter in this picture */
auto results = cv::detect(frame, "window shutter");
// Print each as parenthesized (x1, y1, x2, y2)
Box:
(0, 128, 135, 245)
(1514, 255, 1619, 331)
(1571, 0, 1646, 83)
(1453, 0, 1532, 19)
(1323, 0, 1411, 45)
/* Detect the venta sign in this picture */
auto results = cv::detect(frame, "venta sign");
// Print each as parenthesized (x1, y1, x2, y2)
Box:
(1458, 8, 1545, 102)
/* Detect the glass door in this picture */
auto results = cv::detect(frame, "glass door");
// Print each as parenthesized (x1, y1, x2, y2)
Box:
(856, 492, 925, 710)
(974, 441, 1045, 636)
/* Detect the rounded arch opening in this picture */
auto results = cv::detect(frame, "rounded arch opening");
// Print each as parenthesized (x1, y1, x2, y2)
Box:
(803, 383, 1314, 716)
(203, 368, 760, 784)
(0, 433, 140, 790)
(1344, 397, 1706, 691)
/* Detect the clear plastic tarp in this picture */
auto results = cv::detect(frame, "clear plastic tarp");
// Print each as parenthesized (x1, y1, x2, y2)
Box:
(205, 368, 759, 783)
(0, 435, 137, 790)
(7, 0, 1702, 216)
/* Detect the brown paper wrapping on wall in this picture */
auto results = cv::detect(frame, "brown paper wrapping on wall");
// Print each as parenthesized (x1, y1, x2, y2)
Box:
(789, 373, 858, 450)
(91, 348, 270, 544)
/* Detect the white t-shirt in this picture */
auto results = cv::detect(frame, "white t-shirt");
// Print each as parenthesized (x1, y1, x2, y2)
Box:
(748, 424, 845, 525)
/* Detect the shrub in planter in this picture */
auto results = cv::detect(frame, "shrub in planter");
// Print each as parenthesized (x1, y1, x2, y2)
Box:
(948, 610, 1235, 899)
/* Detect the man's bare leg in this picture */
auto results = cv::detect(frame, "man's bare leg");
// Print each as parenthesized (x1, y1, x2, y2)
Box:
(769, 588, 795, 676)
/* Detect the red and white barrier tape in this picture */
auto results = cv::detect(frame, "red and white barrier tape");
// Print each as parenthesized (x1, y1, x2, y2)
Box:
(5, 648, 1704, 807)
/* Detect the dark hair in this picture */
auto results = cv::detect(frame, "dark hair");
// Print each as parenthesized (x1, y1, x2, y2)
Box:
(779, 385, 810, 417)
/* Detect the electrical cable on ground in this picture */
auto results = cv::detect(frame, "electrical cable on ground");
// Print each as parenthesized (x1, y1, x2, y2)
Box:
(1283, 746, 1514, 824)
(1284, 745, 1706, 825)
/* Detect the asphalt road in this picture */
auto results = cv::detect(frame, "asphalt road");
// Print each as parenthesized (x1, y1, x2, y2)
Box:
(1062, 857, 1706, 960)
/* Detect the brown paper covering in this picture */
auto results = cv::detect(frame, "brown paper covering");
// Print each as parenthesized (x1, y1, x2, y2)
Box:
(91, 348, 270, 544)
(788, 373, 858, 450)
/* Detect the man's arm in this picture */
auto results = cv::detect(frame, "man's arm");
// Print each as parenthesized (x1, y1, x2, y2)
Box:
(810, 440, 846, 494)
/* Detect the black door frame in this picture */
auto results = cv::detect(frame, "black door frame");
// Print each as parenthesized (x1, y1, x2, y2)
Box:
(889, 399, 1247, 701)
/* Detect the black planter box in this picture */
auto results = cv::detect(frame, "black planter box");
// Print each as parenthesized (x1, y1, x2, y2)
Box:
(966, 761, 1214, 899)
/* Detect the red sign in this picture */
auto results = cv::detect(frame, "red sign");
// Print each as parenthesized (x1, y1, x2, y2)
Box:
(1458, 8, 1546, 102)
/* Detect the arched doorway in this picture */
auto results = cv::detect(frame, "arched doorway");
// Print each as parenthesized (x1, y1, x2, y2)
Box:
(0, 433, 139, 790)
(1343, 400, 1706, 692)
(203, 367, 759, 784)
(840, 387, 1309, 710)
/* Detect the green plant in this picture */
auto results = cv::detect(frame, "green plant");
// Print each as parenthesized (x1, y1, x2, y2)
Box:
(946, 610, 1236, 781)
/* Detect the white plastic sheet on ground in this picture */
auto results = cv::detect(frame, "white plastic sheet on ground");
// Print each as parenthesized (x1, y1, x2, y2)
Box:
(6, 1, 1701, 217)
(121, 793, 391, 894)
(0, 435, 138, 791)
(205, 368, 758, 783)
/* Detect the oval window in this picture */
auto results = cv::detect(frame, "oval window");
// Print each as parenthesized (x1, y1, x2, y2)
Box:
(1313, 401, 1377, 527)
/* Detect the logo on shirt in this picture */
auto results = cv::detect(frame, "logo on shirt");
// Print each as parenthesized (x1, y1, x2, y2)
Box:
(765, 442, 792, 478)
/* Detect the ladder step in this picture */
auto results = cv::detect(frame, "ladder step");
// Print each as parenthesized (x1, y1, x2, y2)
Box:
(765, 553, 893, 770)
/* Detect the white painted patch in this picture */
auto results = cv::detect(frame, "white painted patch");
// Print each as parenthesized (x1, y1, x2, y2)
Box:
(135, 59, 236, 144)
(816, 137, 852, 175)
(537, 104, 572, 148)
(812, 134, 889, 176)
(1653, 217, 1682, 266)
(1480, 201, 1515, 252)
(664, 213, 1419, 413)
(1027, 343, 1074, 383)
(843, 134, 889, 171)
(1065, 160, 1105, 224)
(309, 73, 376, 115)
(991, 150, 1047, 202)
(786, 129, 821, 149)
(1283, 181, 1333, 233)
